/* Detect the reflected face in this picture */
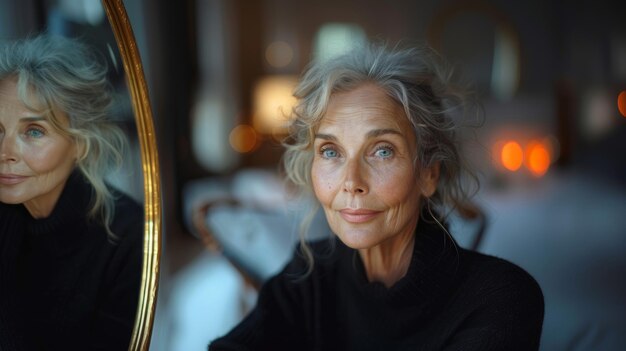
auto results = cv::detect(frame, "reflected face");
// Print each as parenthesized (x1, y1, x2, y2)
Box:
(311, 84, 437, 250)
(0, 79, 78, 218)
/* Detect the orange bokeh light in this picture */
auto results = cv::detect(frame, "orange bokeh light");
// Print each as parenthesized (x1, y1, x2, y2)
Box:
(501, 141, 523, 171)
(525, 141, 551, 177)
(229, 124, 259, 153)
(618, 91, 626, 118)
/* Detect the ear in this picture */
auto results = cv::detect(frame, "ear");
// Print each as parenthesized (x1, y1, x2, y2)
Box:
(419, 161, 440, 198)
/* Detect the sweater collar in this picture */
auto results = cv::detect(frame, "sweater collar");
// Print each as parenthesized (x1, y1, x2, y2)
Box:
(341, 216, 461, 307)
(24, 170, 92, 255)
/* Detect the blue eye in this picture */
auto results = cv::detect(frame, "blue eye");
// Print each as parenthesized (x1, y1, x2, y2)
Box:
(321, 148, 338, 159)
(374, 146, 393, 158)
(25, 127, 45, 138)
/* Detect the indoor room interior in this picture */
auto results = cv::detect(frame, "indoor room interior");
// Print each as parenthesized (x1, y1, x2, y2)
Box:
(1, 0, 625, 350)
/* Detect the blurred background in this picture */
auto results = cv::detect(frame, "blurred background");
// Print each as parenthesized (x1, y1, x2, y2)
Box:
(2, 0, 625, 350)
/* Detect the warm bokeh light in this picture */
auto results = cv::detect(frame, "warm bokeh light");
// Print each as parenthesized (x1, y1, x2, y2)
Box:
(618, 90, 626, 118)
(253, 75, 298, 134)
(229, 124, 258, 153)
(525, 141, 551, 177)
(265, 41, 294, 68)
(501, 141, 523, 171)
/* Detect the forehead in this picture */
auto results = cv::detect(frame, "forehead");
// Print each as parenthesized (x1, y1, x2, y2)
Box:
(0, 78, 20, 100)
(0, 78, 70, 128)
(0, 78, 43, 110)
(0, 79, 29, 117)
(319, 83, 413, 132)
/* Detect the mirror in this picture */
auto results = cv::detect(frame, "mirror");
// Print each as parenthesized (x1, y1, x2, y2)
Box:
(101, 1, 161, 349)
(0, 0, 160, 350)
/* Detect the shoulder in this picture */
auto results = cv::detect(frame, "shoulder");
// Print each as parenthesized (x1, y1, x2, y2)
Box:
(458, 248, 544, 310)
(109, 189, 144, 244)
(86, 189, 144, 272)
(98, 190, 144, 286)
(462, 249, 541, 288)
(419, 249, 546, 350)
(112, 189, 143, 223)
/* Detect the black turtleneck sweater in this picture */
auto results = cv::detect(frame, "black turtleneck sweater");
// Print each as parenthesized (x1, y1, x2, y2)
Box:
(0, 171, 143, 350)
(209, 219, 544, 351)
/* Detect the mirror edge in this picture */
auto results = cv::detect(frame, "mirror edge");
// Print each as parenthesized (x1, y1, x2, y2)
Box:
(101, 0, 161, 350)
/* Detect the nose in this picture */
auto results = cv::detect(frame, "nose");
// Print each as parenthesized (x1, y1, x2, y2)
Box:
(342, 157, 368, 195)
(0, 134, 19, 163)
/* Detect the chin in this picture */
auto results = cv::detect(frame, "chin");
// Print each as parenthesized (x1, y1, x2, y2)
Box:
(334, 227, 381, 250)
(0, 195, 25, 205)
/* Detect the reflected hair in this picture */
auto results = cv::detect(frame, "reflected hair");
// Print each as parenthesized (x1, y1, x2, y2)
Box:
(282, 41, 480, 274)
(0, 34, 126, 239)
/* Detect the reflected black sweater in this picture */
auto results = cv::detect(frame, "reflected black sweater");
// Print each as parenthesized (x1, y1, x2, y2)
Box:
(210, 219, 544, 351)
(0, 172, 143, 350)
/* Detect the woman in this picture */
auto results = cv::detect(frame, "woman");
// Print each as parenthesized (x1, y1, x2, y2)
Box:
(209, 42, 544, 351)
(0, 34, 143, 350)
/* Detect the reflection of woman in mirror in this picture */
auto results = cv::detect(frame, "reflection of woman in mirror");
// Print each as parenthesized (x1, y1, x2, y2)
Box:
(210, 43, 544, 350)
(0, 34, 143, 350)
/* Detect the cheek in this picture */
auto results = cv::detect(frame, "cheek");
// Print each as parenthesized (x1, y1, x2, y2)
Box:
(23, 140, 75, 174)
(311, 161, 338, 206)
(372, 164, 419, 205)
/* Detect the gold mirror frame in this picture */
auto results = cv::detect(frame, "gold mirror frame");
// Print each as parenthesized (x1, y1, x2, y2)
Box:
(101, 0, 161, 349)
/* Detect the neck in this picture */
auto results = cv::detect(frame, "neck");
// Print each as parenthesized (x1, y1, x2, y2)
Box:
(23, 180, 68, 219)
(24, 201, 56, 219)
(358, 223, 416, 288)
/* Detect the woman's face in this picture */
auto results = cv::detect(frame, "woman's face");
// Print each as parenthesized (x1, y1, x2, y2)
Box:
(0, 79, 78, 218)
(311, 83, 438, 250)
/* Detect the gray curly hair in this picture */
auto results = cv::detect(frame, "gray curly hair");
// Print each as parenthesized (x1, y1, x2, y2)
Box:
(0, 34, 127, 238)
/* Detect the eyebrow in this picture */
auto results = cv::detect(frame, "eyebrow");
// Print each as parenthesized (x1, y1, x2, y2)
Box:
(19, 116, 47, 122)
(314, 128, 403, 141)
(314, 133, 337, 141)
(366, 128, 403, 138)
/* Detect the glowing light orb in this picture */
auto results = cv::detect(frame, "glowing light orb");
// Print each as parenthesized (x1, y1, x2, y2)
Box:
(618, 90, 626, 118)
(501, 141, 523, 171)
(229, 124, 258, 153)
(525, 141, 551, 177)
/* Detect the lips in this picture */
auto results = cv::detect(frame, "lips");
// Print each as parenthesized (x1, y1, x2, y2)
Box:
(339, 208, 382, 223)
(0, 174, 29, 185)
